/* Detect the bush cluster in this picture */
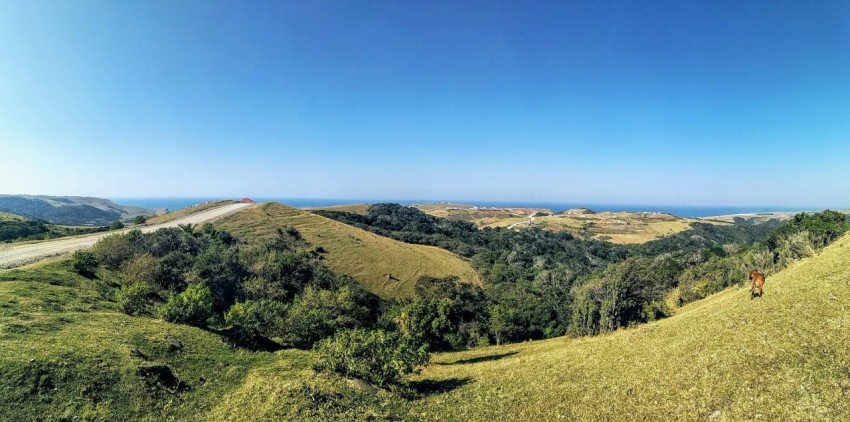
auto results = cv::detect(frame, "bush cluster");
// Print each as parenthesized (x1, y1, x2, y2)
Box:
(314, 328, 429, 389)
(90, 223, 380, 350)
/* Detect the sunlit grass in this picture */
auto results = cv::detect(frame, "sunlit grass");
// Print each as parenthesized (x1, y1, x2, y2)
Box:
(217, 203, 480, 298)
(409, 234, 850, 420)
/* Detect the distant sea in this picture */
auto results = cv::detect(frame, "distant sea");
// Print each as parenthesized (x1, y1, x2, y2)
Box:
(111, 197, 829, 218)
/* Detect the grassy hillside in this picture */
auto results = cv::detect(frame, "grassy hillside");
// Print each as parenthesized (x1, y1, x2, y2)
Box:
(408, 232, 850, 420)
(217, 203, 480, 298)
(0, 262, 406, 421)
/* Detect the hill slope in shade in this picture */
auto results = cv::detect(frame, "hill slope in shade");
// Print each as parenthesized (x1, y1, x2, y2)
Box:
(408, 232, 850, 420)
(0, 195, 152, 226)
(216, 202, 480, 298)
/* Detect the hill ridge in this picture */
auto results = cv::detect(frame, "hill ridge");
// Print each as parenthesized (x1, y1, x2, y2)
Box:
(217, 202, 481, 298)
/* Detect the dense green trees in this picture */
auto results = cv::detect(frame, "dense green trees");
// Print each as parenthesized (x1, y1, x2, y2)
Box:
(88, 223, 384, 351)
(768, 210, 850, 249)
(319, 205, 849, 343)
(0, 220, 52, 242)
(318, 204, 629, 342)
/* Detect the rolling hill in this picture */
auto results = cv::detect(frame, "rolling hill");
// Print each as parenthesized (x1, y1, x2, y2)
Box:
(216, 202, 480, 298)
(1, 224, 849, 420)
(0, 195, 152, 226)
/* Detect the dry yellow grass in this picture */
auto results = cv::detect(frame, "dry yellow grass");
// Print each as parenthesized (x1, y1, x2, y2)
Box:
(308, 203, 371, 215)
(145, 200, 237, 224)
(217, 203, 480, 298)
(410, 233, 850, 420)
(416, 203, 713, 244)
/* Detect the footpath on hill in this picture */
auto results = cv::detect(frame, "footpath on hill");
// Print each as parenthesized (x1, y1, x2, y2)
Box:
(0, 203, 253, 269)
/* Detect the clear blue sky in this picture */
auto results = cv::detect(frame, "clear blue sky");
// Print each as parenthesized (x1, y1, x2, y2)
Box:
(1, 1, 849, 206)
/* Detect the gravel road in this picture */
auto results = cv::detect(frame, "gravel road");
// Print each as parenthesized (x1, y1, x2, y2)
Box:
(0, 203, 253, 269)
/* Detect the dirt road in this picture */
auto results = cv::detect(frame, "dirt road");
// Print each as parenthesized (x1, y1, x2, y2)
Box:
(0, 203, 253, 269)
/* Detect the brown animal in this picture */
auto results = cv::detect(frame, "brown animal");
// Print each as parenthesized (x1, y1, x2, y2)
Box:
(748, 270, 766, 299)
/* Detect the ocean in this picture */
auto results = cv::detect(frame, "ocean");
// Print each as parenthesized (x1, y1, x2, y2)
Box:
(110, 197, 829, 218)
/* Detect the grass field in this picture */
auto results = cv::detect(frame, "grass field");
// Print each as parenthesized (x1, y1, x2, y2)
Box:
(145, 200, 237, 225)
(408, 232, 850, 420)
(217, 202, 480, 298)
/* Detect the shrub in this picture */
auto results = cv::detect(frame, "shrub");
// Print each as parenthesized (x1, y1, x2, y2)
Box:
(92, 233, 137, 269)
(225, 300, 287, 339)
(282, 285, 377, 349)
(159, 283, 214, 327)
(109, 221, 125, 230)
(134, 215, 147, 225)
(193, 244, 247, 313)
(775, 231, 816, 266)
(314, 328, 429, 389)
(121, 253, 157, 284)
(117, 282, 159, 316)
(154, 251, 193, 291)
(71, 251, 98, 278)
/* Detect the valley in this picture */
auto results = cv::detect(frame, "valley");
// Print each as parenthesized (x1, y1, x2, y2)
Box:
(0, 212, 848, 420)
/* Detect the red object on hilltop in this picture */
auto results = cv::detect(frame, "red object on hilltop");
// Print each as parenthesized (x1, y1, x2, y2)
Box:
(238, 198, 256, 203)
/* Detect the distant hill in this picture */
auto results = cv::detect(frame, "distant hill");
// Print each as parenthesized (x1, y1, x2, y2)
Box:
(0, 195, 152, 226)
(0, 209, 109, 243)
(217, 202, 480, 298)
(414, 202, 702, 244)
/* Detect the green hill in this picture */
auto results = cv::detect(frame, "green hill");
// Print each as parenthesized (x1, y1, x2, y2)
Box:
(408, 232, 850, 420)
(216, 202, 481, 298)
